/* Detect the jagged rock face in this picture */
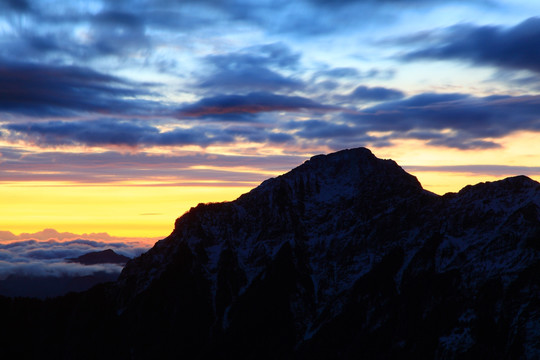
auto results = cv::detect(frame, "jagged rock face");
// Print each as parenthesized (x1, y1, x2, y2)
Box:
(2, 147, 540, 359)
(112, 147, 540, 358)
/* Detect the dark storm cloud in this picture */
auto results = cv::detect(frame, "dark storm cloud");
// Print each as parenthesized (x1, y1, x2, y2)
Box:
(198, 43, 303, 93)
(402, 17, 540, 74)
(0, 61, 159, 117)
(344, 85, 405, 102)
(178, 92, 338, 118)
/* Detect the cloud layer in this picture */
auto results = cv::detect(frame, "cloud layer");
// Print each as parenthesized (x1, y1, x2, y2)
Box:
(402, 17, 540, 74)
(0, 60, 159, 117)
(0, 233, 151, 280)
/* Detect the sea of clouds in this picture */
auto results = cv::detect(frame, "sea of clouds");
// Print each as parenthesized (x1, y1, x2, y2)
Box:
(0, 229, 154, 280)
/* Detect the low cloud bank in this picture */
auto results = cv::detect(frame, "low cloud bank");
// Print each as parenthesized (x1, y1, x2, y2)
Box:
(0, 231, 153, 280)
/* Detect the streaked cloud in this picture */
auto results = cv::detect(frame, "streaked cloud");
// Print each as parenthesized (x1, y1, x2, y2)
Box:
(0, 148, 304, 184)
(347, 93, 540, 149)
(401, 17, 540, 74)
(0, 60, 160, 117)
(177, 92, 338, 118)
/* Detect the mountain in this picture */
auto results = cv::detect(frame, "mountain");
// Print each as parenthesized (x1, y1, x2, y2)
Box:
(67, 249, 130, 265)
(1, 147, 539, 359)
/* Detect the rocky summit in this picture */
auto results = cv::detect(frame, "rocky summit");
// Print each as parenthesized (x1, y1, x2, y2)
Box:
(1, 147, 540, 359)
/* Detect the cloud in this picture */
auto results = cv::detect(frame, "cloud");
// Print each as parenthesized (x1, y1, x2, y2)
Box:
(401, 17, 540, 74)
(3, 119, 231, 148)
(343, 85, 405, 102)
(197, 43, 303, 93)
(306, 0, 492, 6)
(289, 119, 359, 139)
(178, 92, 338, 118)
(0, 236, 152, 280)
(313, 67, 395, 80)
(198, 67, 303, 93)
(346, 92, 540, 149)
(0, 60, 160, 117)
(1, 0, 31, 12)
(205, 43, 300, 70)
(86, 10, 151, 57)
(3, 117, 299, 149)
(0, 147, 305, 184)
(403, 164, 540, 176)
(271, 91, 540, 151)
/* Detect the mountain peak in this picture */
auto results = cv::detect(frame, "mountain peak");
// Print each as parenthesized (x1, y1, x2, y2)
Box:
(4, 147, 540, 359)
(456, 174, 540, 199)
(67, 249, 130, 265)
(242, 147, 425, 207)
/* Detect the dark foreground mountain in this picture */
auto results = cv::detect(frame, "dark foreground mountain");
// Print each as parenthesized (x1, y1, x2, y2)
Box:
(1, 147, 540, 359)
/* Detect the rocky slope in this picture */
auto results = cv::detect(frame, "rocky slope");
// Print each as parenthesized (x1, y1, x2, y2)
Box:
(1, 147, 539, 359)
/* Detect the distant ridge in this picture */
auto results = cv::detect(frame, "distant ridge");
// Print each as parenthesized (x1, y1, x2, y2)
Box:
(1, 147, 540, 359)
(67, 249, 130, 265)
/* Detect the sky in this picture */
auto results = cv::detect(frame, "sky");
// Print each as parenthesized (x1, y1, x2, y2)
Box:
(1, 0, 540, 241)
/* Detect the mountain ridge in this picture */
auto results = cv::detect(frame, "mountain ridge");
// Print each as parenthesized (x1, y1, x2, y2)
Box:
(67, 248, 130, 265)
(1, 147, 540, 359)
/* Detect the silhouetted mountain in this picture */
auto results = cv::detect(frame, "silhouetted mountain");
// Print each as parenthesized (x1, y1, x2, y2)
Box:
(1, 147, 539, 359)
(67, 249, 130, 265)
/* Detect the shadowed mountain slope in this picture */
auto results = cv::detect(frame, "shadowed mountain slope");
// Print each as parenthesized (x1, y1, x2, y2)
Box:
(1, 147, 540, 359)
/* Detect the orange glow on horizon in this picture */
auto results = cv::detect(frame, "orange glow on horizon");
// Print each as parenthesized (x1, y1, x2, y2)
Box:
(0, 183, 253, 238)
(2, 131, 539, 238)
